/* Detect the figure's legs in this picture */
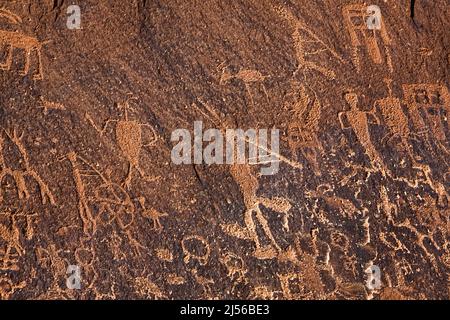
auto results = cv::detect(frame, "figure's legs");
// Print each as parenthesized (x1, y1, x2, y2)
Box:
(33, 49, 44, 80)
(0, 44, 13, 70)
(123, 163, 134, 189)
(244, 207, 261, 250)
(254, 206, 281, 252)
(136, 164, 160, 183)
(245, 84, 255, 108)
(20, 49, 31, 76)
(261, 84, 270, 104)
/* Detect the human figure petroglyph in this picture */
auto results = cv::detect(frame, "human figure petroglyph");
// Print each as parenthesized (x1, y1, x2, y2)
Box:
(276, 6, 345, 80)
(374, 79, 427, 163)
(86, 99, 160, 189)
(138, 197, 168, 233)
(0, 128, 55, 205)
(403, 84, 450, 162)
(219, 64, 270, 108)
(287, 82, 324, 176)
(342, 4, 393, 73)
(192, 100, 294, 259)
(339, 92, 389, 176)
(0, 9, 48, 80)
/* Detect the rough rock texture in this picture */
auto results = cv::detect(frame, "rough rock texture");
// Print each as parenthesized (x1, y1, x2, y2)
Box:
(0, 0, 449, 299)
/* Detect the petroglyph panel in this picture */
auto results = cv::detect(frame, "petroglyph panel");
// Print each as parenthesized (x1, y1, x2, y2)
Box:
(0, 0, 448, 300)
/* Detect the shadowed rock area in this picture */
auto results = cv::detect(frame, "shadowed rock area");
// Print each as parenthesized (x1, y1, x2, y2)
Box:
(0, 0, 449, 299)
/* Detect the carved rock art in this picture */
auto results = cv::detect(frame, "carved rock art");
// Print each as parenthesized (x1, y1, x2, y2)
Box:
(87, 99, 160, 188)
(276, 6, 345, 80)
(0, 9, 48, 80)
(342, 4, 393, 73)
(219, 64, 270, 108)
(0, 129, 56, 205)
(339, 92, 389, 175)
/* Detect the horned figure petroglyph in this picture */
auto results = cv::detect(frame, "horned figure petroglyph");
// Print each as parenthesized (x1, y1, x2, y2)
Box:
(86, 99, 160, 189)
(219, 64, 270, 108)
(0, 9, 48, 80)
(342, 4, 393, 73)
(276, 6, 345, 80)
(0, 128, 55, 205)
(192, 100, 293, 259)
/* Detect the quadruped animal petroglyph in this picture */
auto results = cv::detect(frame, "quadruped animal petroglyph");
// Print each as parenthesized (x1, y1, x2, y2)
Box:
(276, 5, 345, 80)
(219, 64, 270, 108)
(0, 128, 55, 205)
(0, 9, 48, 80)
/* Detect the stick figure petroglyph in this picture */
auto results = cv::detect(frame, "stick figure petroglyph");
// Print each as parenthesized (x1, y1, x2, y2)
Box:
(86, 99, 160, 189)
(0, 9, 49, 80)
(0, 128, 55, 205)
